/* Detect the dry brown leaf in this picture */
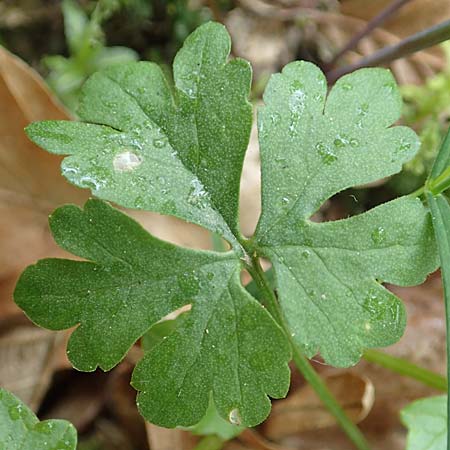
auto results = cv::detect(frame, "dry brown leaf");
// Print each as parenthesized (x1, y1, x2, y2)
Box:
(0, 316, 64, 410)
(0, 47, 214, 319)
(239, 429, 294, 450)
(341, 0, 450, 40)
(0, 46, 87, 315)
(263, 372, 374, 441)
(237, 0, 448, 84)
(146, 423, 197, 450)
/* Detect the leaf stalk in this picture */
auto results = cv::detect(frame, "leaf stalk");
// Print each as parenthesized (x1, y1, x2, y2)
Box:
(363, 349, 447, 391)
(245, 252, 371, 450)
(193, 435, 226, 450)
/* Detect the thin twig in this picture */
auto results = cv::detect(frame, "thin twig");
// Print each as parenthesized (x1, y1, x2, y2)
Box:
(237, 0, 444, 71)
(327, 0, 413, 68)
(327, 18, 450, 83)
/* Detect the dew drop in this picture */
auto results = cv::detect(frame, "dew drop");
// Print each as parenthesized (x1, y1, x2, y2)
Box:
(342, 82, 353, 91)
(371, 226, 386, 244)
(333, 134, 349, 148)
(153, 137, 168, 149)
(8, 406, 20, 421)
(289, 88, 306, 115)
(349, 138, 359, 147)
(383, 82, 395, 93)
(281, 196, 290, 206)
(62, 166, 79, 176)
(301, 249, 311, 259)
(316, 142, 337, 165)
(113, 150, 142, 172)
(228, 408, 241, 426)
(270, 113, 281, 124)
(358, 103, 369, 117)
(398, 139, 412, 152)
(134, 196, 144, 209)
(79, 175, 103, 191)
(187, 179, 208, 208)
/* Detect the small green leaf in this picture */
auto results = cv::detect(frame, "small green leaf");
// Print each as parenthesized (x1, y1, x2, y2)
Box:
(15, 200, 290, 427)
(62, 0, 88, 54)
(255, 61, 437, 367)
(0, 388, 77, 449)
(27, 22, 252, 247)
(401, 396, 447, 450)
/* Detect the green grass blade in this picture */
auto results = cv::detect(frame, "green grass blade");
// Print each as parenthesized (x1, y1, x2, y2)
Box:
(426, 193, 450, 450)
(363, 349, 447, 391)
(430, 127, 450, 180)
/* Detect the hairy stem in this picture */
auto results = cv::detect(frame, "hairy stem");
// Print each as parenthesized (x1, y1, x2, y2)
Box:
(327, 18, 450, 83)
(327, 0, 413, 68)
(248, 257, 371, 450)
(363, 349, 447, 391)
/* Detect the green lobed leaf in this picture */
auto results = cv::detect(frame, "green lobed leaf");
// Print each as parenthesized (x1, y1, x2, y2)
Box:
(255, 61, 438, 367)
(401, 396, 447, 450)
(142, 317, 244, 438)
(15, 199, 290, 427)
(27, 21, 252, 249)
(16, 23, 441, 430)
(0, 388, 77, 450)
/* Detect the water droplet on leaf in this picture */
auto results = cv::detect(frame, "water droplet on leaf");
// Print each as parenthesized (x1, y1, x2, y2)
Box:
(371, 226, 386, 244)
(113, 150, 142, 172)
(8, 406, 20, 421)
(228, 408, 241, 426)
(316, 143, 337, 164)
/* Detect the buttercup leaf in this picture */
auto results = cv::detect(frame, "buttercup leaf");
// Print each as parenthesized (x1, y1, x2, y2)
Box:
(0, 388, 77, 449)
(26, 22, 252, 248)
(15, 199, 290, 426)
(255, 61, 437, 366)
(16, 22, 439, 429)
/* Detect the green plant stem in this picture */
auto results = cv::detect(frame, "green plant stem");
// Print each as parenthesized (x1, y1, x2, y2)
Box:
(248, 256, 371, 450)
(246, 257, 284, 326)
(291, 348, 371, 450)
(193, 435, 225, 450)
(428, 165, 450, 195)
(363, 349, 447, 391)
(328, 18, 450, 83)
(409, 185, 425, 198)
